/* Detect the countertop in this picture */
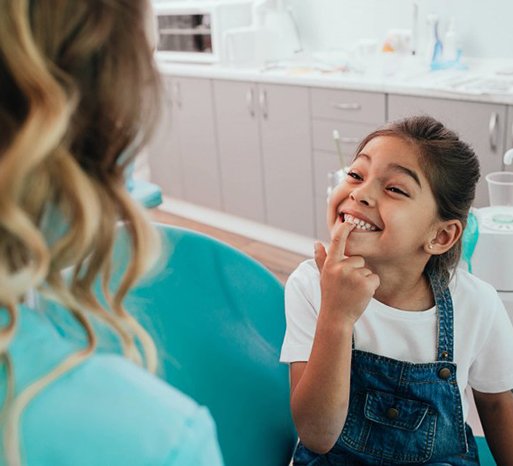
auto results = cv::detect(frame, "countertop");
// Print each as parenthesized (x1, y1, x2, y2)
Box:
(158, 55, 513, 106)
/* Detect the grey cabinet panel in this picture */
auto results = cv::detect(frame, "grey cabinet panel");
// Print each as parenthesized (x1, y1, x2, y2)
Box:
(260, 84, 315, 237)
(315, 196, 330, 242)
(213, 80, 266, 222)
(176, 78, 222, 210)
(147, 76, 184, 199)
(147, 76, 222, 210)
(313, 151, 343, 199)
(311, 88, 386, 125)
(388, 95, 507, 207)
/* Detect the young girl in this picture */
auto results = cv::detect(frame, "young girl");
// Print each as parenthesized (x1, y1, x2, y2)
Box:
(281, 116, 513, 465)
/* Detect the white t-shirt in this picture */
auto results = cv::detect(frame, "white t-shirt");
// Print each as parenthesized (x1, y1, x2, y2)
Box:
(280, 259, 513, 420)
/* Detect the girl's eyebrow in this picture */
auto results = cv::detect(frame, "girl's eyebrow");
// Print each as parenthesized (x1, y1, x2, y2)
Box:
(355, 152, 422, 188)
(388, 163, 422, 188)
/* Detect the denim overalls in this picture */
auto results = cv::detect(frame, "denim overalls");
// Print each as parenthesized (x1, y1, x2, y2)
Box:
(294, 271, 480, 465)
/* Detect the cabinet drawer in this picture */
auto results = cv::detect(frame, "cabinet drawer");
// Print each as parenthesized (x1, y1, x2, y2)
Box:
(312, 120, 375, 157)
(311, 88, 386, 124)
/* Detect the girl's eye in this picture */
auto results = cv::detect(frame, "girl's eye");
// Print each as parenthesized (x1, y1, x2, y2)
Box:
(347, 171, 362, 181)
(387, 186, 410, 197)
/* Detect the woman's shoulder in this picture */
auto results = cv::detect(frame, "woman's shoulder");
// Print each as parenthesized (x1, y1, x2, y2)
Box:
(22, 353, 221, 465)
(4, 305, 223, 465)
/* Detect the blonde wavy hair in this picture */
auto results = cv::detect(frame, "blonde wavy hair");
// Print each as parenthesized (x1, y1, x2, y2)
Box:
(0, 0, 162, 463)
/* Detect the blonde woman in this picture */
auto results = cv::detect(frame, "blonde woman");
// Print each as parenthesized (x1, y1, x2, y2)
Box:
(0, 1, 223, 465)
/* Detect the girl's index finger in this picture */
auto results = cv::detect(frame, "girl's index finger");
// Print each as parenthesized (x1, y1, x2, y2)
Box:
(327, 221, 355, 262)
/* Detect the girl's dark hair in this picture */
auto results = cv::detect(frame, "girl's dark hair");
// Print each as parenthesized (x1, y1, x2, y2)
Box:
(355, 115, 480, 283)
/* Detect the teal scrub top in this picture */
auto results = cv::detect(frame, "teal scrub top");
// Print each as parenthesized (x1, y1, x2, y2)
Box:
(0, 304, 224, 466)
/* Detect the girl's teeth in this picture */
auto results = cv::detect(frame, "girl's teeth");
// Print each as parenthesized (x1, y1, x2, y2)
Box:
(343, 214, 377, 231)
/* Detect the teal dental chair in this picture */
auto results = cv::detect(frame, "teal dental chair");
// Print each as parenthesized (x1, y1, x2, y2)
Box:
(113, 224, 297, 466)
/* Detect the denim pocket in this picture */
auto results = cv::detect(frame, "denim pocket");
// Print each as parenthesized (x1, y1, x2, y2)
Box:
(339, 390, 437, 464)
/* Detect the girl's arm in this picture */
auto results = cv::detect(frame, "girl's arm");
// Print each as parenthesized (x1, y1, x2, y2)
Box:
(289, 222, 380, 454)
(473, 389, 513, 465)
(290, 316, 353, 454)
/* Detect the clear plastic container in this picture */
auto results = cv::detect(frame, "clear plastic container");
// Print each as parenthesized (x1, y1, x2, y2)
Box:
(486, 171, 513, 206)
(327, 168, 346, 200)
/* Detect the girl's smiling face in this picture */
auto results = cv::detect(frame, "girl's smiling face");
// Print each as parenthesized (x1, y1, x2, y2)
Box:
(327, 136, 440, 266)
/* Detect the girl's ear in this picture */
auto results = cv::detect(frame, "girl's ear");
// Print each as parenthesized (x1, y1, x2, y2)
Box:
(424, 220, 463, 255)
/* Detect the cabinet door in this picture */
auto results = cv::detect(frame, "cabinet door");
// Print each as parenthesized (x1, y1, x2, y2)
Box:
(260, 84, 314, 237)
(213, 80, 266, 222)
(147, 76, 185, 199)
(175, 77, 223, 210)
(388, 95, 507, 207)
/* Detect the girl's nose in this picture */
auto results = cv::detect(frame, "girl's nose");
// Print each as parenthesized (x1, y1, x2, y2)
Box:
(350, 188, 375, 207)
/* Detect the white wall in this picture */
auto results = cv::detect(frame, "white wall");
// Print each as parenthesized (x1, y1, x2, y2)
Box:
(289, 0, 513, 59)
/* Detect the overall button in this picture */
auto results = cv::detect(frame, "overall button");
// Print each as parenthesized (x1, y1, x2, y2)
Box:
(386, 407, 399, 419)
(438, 367, 451, 379)
(440, 351, 449, 359)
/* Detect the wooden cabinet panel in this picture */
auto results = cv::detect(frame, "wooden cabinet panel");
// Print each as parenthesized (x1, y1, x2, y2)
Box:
(388, 94, 507, 207)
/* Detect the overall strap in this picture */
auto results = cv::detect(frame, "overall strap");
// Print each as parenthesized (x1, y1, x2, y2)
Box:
(428, 270, 455, 362)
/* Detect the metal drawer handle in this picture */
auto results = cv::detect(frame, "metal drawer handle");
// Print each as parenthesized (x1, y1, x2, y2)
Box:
(246, 88, 255, 117)
(488, 112, 499, 151)
(332, 102, 362, 111)
(259, 89, 268, 119)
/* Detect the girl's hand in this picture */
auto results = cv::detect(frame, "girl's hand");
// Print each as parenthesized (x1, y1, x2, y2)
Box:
(314, 221, 380, 325)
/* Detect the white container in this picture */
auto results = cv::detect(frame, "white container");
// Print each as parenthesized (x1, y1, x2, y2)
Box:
(472, 206, 513, 292)
(223, 26, 266, 67)
(486, 171, 513, 206)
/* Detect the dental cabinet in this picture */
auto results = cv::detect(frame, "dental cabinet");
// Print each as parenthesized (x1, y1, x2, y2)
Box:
(214, 80, 314, 236)
(148, 68, 513, 240)
(148, 76, 223, 210)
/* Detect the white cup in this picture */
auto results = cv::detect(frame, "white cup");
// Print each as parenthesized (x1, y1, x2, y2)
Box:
(486, 172, 513, 206)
